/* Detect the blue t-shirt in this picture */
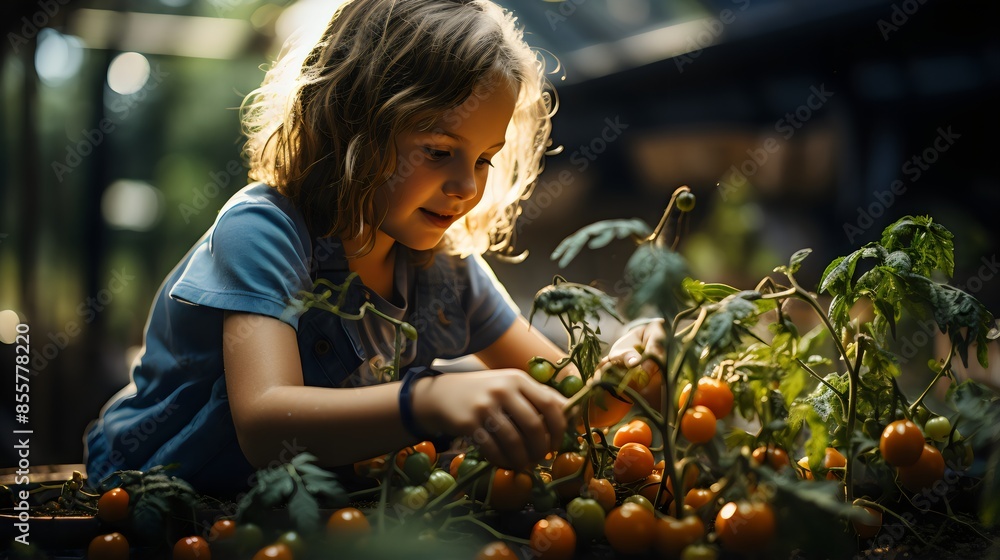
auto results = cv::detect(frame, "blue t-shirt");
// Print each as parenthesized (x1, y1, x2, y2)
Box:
(84, 183, 518, 495)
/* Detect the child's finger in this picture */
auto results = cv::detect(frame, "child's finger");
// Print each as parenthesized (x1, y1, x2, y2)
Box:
(521, 381, 567, 453)
(482, 407, 530, 471)
(501, 392, 551, 463)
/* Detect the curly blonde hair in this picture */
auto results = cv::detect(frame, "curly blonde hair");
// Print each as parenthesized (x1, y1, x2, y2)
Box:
(241, 0, 556, 258)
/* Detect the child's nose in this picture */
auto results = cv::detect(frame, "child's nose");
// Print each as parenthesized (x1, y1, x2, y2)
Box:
(442, 169, 479, 201)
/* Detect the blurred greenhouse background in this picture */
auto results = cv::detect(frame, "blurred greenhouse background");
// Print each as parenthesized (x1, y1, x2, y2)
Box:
(1, 0, 998, 468)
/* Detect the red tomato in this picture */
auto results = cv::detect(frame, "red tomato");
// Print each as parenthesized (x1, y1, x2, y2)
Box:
(88, 532, 129, 560)
(715, 501, 775, 553)
(551, 452, 594, 500)
(880, 420, 925, 467)
(326, 507, 371, 538)
(490, 469, 532, 512)
(613, 419, 653, 448)
(852, 505, 882, 539)
(530, 515, 576, 560)
(173, 536, 211, 560)
(475, 541, 517, 559)
(97, 488, 130, 524)
(897, 444, 945, 492)
(584, 478, 616, 512)
(604, 502, 655, 555)
(655, 514, 705, 558)
(681, 406, 717, 444)
(679, 378, 734, 418)
(613, 442, 655, 484)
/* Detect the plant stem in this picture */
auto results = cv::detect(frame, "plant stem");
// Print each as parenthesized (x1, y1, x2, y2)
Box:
(907, 344, 955, 417)
(844, 337, 865, 505)
(440, 514, 531, 545)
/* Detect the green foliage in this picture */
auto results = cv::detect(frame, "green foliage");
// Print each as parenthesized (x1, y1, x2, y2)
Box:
(697, 291, 762, 358)
(103, 465, 200, 542)
(683, 278, 739, 304)
(237, 453, 346, 535)
(529, 279, 620, 326)
(880, 215, 955, 278)
(774, 248, 812, 276)
(763, 469, 857, 560)
(623, 244, 690, 318)
(550, 218, 651, 268)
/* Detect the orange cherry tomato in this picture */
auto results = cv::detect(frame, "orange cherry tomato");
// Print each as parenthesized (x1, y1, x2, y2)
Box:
(655, 514, 705, 559)
(880, 420, 925, 467)
(604, 502, 656, 555)
(208, 518, 236, 542)
(796, 456, 813, 480)
(613, 442, 655, 484)
(638, 473, 671, 506)
(852, 505, 882, 539)
(584, 478, 616, 512)
(679, 378, 734, 419)
(475, 541, 518, 559)
(551, 452, 594, 500)
(490, 469, 533, 512)
(680, 406, 717, 444)
(684, 487, 715, 511)
(530, 515, 577, 560)
(326, 507, 371, 538)
(88, 532, 129, 560)
(823, 447, 847, 480)
(449, 453, 465, 479)
(751, 446, 791, 470)
(252, 543, 292, 560)
(897, 444, 945, 492)
(637, 370, 664, 413)
(587, 388, 633, 428)
(613, 419, 653, 448)
(396, 441, 437, 470)
(97, 488, 130, 523)
(173, 536, 211, 560)
(715, 501, 775, 553)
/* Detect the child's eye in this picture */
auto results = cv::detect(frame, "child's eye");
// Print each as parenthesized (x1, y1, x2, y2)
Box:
(423, 147, 450, 161)
(476, 158, 494, 168)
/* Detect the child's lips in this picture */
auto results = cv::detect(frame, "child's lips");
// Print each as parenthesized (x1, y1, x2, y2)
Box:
(419, 208, 458, 228)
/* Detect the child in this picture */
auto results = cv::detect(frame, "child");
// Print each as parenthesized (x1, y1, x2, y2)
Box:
(84, 0, 662, 496)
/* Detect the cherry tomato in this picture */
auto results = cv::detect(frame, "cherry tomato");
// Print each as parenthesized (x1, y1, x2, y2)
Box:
(97, 487, 130, 523)
(528, 359, 556, 384)
(326, 507, 371, 538)
(173, 536, 211, 560)
(681, 544, 719, 560)
(796, 456, 813, 480)
(654, 514, 705, 558)
(584, 478, 616, 512)
(751, 446, 791, 470)
(425, 469, 457, 498)
(714, 501, 775, 553)
(402, 452, 432, 485)
(613, 419, 653, 448)
(852, 505, 882, 539)
(897, 443, 945, 492)
(395, 485, 430, 510)
(681, 405, 717, 444)
(252, 543, 292, 560)
(88, 532, 129, 560)
(558, 375, 584, 398)
(684, 487, 715, 511)
(802, 447, 847, 480)
(604, 502, 655, 555)
(880, 420, 925, 467)
(551, 452, 594, 500)
(449, 453, 465, 479)
(490, 469, 532, 512)
(676, 191, 696, 213)
(638, 473, 670, 506)
(587, 388, 633, 428)
(613, 442, 655, 484)
(678, 378, 734, 419)
(395, 442, 437, 470)
(274, 531, 305, 557)
(208, 518, 236, 542)
(529, 515, 577, 560)
(475, 541, 517, 560)
(566, 497, 606, 541)
(924, 416, 952, 442)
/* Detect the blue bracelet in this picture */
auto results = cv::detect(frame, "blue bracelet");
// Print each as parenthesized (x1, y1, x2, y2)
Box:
(399, 366, 445, 441)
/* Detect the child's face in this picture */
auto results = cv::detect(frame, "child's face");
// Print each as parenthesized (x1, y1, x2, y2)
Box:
(377, 81, 517, 251)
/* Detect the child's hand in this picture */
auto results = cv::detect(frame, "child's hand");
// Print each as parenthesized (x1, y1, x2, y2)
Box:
(411, 370, 567, 471)
(598, 319, 667, 378)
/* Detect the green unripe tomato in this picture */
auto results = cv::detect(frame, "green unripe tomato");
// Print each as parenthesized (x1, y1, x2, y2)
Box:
(624, 494, 654, 512)
(275, 531, 306, 556)
(676, 191, 696, 212)
(924, 416, 952, 442)
(395, 485, 430, 510)
(531, 486, 558, 513)
(681, 544, 719, 560)
(424, 469, 456, 498)
(528, 359, 556, 384)
(566, 497, 605, 540)
(403, 452, 432, 485)
(557, 375, 585, 398)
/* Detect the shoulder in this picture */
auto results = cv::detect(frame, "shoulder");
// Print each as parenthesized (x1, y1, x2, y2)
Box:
(209, 183, 312, 257)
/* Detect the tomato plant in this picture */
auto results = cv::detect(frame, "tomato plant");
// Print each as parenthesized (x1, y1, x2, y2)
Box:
(924, 416, 952, 442)
(613, 419, 653, 447)
(604, 502, 655, 555)
(751, 445, 791, 470)
(680, 405, 717, 443)
(880, 420, 925, 467)
(612, 442, 655, 483)
(897, 443, 946, 493)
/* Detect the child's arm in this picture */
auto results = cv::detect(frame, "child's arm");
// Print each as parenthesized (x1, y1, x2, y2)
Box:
(223, 312, 566, 472)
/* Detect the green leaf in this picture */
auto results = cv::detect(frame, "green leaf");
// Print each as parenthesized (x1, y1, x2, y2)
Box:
(550, 219, 651, 268)
(901, 274, 996, 368)
(698, 291, 760, 356)
(682, 278, 738, 304)
(759, 469, 857, 560)
(724, 428, 756, 450)
(530, 281, 621, 325)
(774, 248, 812, 275)
(288, 481, 321, 534)
(623, 244, 690, 318)
(880, 215, 955, 278)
